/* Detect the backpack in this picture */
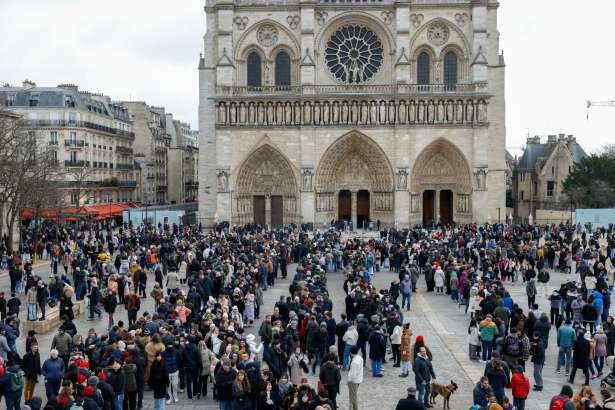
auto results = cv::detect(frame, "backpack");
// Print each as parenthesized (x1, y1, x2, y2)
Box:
(538, 270, 550, 283)
(551, 395, 570, 410)
(8, 369, 24, 392)
(505, 335, 521, 357)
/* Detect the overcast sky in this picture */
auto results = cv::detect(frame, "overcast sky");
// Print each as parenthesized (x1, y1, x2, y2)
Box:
(1, 0, 613, 155)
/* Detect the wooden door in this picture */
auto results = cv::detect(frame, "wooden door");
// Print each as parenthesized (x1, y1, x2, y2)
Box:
(422, 190, 435, 226)
(440, 190, 453, 224)
(253, 196, 265, 225)
(357, 190, 370, 229)
(270, 195, 283, 228)
(338, 190, 351, 221)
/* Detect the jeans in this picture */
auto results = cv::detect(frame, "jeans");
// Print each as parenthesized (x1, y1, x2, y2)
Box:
(153, 399, 165, 410)
(417, 382, 431, 406)
(89, 303, 102, 319)
(402, 292, 411, 311)
(5, 395, 21, 410)
(219, 401, 233, 410)
(312, 351, 323, 373)
(481, 340, 493, 361)
(469, 344, 478, 360)
(167, 371, 179, 401)
(27, 303, 37, 320)
(114, 394, 125, 410)
(371, 359, 382, 376)
(185, 369, 199, 399)
(401, 361, 410, 375)
(342, 344, 353, 369)
(533, 362, 544, 387)
(513, 397, 525, 410)
(45, 380, 62, 399)
(76, 282, 86, 300)
(595, 356, 605, 373)
(557, 347, 572, 373)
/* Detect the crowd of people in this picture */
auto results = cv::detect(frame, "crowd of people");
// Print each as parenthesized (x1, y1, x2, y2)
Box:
(0, 222, 614, 410)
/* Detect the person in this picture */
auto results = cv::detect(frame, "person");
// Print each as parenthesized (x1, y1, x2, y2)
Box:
(342, 323, 358, 370)
(395, 387, 425, 410)
(526, 278, 536, 310)
(573, 385, 598, 409)
(485, 357, 507, 404)
(182, 336, 201, 400)
(557, 319, 576, 376)
(107, 359, 126, 410)
(103, 289, 118, 329)
(593, 326, 608, 376)
(468, 319, 480, 361)
(530, 332, 545, 392)
(479, 314, 499, 362)
(257, 381, 280, 410)
(413, 346, 435, 408)
(319, 353, 341, 409)
(51, 327, 73, 366)
(509, 366, 529, 410)
(473, 376, 494, 408)
(162, 342, 179, 404)
(231, 370, 251, 410)
(391, 320, 402, 367)
(41, 349, 65, 399)
(22, 342, 41, 402)
(347, 346, 363, 410)
(148, 353, 169, 410)
(122, 355, 138, 410)
(87, 280, 102, 321)
(549, 385, 575, 410)
(368, 324, 386, 377)
(400, 324, 413, 377)
(401, 275, 412, 311)
(215, 359, 238, 410)
(569, 329, 590, 385)
(4, 363, 25, 410)
(287, 346, 308, 386)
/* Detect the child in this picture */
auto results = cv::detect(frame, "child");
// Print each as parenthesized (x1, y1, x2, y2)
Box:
(510, 365, 530, 410)
(468, 319, 480, 361)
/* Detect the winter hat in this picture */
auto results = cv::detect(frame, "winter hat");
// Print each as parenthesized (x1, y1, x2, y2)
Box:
(83, 386, 95, 397)
(416, 335, 424, 343)
(87, 376, 99, 387)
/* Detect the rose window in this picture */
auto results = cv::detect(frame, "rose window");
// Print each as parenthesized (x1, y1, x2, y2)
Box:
(325, 25, 384, 84)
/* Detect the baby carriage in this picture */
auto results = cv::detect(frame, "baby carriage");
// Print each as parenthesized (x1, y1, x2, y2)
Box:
(600, 356, 615, 389)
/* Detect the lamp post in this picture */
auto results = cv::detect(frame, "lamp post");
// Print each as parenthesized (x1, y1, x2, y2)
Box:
(497, 207, 501, 224)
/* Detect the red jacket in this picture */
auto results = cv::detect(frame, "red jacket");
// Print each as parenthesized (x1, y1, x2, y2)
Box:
(510, 372, 530, 399)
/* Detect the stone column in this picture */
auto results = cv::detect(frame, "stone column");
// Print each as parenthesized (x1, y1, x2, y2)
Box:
(435, 190, 441, 223)
(351, 190, 358, 231)
(265, 194, 272, 229)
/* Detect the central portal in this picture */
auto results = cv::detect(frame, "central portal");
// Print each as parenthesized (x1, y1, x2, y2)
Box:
(338, 190, 351, 221)
(357, 190, 370, 229)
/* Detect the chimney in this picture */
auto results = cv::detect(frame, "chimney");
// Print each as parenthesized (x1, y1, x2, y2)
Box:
(527, 136, 541, 145)
(567, 135, 576, 143)
(547, 135, 557, 143)
(22, 79, 36, 89)
(58, 83, 79, 92)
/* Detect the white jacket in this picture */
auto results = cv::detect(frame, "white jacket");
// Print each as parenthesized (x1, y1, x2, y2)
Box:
(343, 326, 359, 346)
(390, 325, 402, 345)
(348, 355, 364, 384)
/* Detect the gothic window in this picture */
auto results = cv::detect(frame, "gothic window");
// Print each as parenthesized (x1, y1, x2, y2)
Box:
(247, 52, 262, 87)
(417, 52, 430, 85)
(443, 51, 458, 86)
(325, 25, 383, 84)
(275, 51, 291, 87)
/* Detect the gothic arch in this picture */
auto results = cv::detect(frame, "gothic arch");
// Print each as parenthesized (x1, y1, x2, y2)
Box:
(315, 131, 394, 193)
(235, 19, 300, 61)
(411, 138, 472, 193)
(409, 17, 471, 59)
(233, 142, 300, 225)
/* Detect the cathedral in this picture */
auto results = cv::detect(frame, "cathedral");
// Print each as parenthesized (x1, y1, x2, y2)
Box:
(198, 0, 506, 228)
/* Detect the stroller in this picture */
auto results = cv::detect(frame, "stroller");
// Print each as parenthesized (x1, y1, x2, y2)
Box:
(600, 356, 615, 389)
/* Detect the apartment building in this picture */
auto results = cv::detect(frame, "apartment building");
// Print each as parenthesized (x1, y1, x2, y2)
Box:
(166, 113, 199, 204)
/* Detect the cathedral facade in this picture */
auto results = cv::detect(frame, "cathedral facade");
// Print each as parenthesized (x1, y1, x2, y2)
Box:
(198, 0, 506, 228)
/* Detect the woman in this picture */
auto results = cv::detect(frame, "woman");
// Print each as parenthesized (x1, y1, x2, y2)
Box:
(123, 356, 138, 410)
(530, 332, 545, 392)
(400, 324, 413, 376)
(573, 384, 598, 410)
(287, 346, 308, 386)
(318, 353, 341, 409)
(468, 319, 480, 361)
(593, 326, 608, 376)
(145, 334, 166, 383)
(485, 359, 508, 404)
(149, 353, 170, 410)
(22, 343, 41, 402)
(258, 381, 280, 410)
(232, 370, 251, 410)
(56, 384, 75, 410)
(198, 337, 217, 398)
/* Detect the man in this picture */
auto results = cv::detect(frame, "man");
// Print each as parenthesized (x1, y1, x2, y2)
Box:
(342, 322, 358, 370)
(182, 336, 201, 400)
(395, 386, 425, 410)
(569, 328, 590, 385)
(51, 327, 73, 366)
(347, 346, 363, 410)
(401, 275, 412, 311)
(87, 279, 102, 320)
(214, 359, 237, 410)
(41, 349, 65, 399)
(556, 319, 576, 376)
(107, 359, 126, 410)
(479, 314, 498, 362)
(4, 363, 25, 410)
(472, 376, 494, 408)
(335, 313, 350, 361)
(368, 324, 386, 377)
(413, 346, 436, 408)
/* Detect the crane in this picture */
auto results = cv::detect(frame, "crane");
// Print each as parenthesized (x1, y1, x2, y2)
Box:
(587, 100, 615, 108)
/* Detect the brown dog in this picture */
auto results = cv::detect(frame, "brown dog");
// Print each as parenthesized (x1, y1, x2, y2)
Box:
(429, 380, 458, 409)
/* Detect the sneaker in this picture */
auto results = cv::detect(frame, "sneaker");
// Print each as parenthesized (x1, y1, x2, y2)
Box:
(166, 400, 172, 405)
(555, 369, 561, 374)
(174, 398, 179, 403)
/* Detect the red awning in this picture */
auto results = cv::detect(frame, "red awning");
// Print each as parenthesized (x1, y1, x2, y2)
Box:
(85, 203, 133, 217)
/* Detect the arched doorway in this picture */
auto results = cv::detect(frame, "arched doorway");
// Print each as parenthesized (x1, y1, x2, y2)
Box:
(234, 144, 299, 227)
(315, 131, 395, 227)
(411, 139, 472, 225)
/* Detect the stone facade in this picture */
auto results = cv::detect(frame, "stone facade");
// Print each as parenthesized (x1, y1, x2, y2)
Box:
(199, 0, 507, 228)
(512, 134, 587, 220)
(166, 114, 199, 204)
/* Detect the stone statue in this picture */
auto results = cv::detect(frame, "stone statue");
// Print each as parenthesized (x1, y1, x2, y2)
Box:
(301, 169, 313, 191)
(474, 168, 487, 190)
(217, 171, 229, 192)
(477, 100, 487, 123)
(397, 169, 408, 190)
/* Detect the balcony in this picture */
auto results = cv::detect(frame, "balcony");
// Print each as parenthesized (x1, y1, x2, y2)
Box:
(23, 119, 135, 139)
(118, 180, 137, 188)
(64, 160, 87, 168)
(64, 139, 85, 148)
(116, 163, 134, 170)
(115, 146, 133, 155)
(48, 140, 59, 147)
(214, 83, 490, 128)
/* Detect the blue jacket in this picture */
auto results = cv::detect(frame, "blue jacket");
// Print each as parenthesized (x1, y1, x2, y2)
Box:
(592, 290, 603, 312)
(557, 326, 576, 348)
(42, 357, 65, 381)
(162, 347, 179, 374)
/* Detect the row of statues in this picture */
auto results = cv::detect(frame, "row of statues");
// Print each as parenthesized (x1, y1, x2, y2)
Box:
(217, 98, 488, 127)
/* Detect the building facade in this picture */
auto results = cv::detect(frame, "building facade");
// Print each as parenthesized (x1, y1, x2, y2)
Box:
(512, 134, 587, 220)
(120, 102, 171, 205)
(166, 114, 199, 204)
(199, 0, 506, 228)
(0, 80, 137, 206)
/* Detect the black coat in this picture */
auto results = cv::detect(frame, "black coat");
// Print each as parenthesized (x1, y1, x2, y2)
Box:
(148, 361, 170, 399)
(22, 351, 41, 380)
(573, 335, 590, 368)
(395, 396, 426, 410)
(368, 331, 386, 361)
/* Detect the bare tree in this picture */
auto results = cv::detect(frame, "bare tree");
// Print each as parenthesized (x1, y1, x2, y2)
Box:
(0, 110, 61, 250)
(603, 144, 615, 158)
